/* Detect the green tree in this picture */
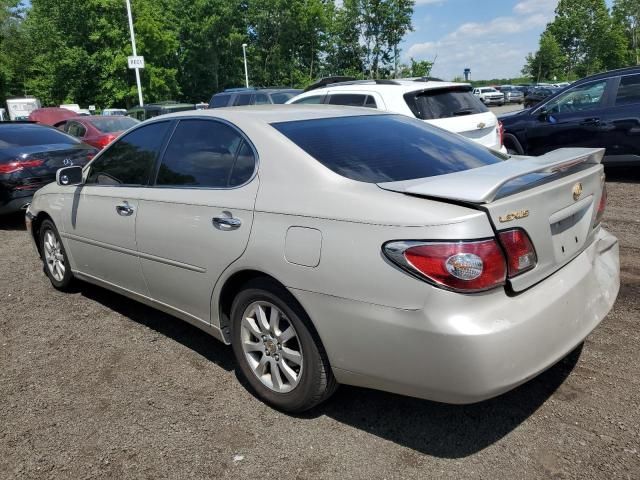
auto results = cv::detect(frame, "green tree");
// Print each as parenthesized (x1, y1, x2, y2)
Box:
(522, 31, 565, 82)
(613, 0, 640, 64)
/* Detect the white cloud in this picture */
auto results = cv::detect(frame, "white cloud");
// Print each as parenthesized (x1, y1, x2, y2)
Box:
(404, 0, 558, 79)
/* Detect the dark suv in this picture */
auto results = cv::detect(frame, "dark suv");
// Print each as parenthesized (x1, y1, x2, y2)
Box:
(500, 67, 640, 165)
(209, 88, 302, 108)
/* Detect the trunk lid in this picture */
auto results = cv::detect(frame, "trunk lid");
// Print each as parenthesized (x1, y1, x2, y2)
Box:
(378, 148, 606, 291)
(427, 111, 499, 149)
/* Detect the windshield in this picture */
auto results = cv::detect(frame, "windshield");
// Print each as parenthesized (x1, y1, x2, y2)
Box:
(271, 91, 301, 104)
(405, 87, 488, 120)
(0, 125, 79, 148)
(90, 117, 139, 133)
(272, 114, 505, 183)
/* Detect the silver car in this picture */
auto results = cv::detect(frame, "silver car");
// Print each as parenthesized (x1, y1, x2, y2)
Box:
(25, 106, 619, 412)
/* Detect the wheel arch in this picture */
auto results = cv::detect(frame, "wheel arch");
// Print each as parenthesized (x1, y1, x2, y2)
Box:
(503, 132, 525, 155)
(31, 211, 54, 258)
(216, 269, 327, 352)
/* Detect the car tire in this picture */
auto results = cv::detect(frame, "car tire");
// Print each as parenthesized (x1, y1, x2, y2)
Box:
(230, 277, 337, 412)
(39, 219, 74, 291)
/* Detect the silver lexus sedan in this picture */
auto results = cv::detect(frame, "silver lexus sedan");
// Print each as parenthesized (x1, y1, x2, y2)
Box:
(25, 106, 619, 412)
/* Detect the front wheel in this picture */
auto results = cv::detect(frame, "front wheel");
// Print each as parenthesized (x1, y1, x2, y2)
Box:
(40, 219, 74, 290)
(230, 278, 337, 412)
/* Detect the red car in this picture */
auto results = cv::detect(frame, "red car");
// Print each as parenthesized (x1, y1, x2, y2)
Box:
(56, 115, 139, 149)
(28, 107, 77, 126)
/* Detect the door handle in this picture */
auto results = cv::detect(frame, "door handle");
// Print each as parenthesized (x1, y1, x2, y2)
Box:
(580, 118, 601, 126)
(115, 201, 134, 217)
(213, 215, 241, 229)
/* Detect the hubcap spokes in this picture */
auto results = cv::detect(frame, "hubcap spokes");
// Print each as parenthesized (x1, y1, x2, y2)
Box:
(240, 301, 303, 393)
(43, 230, 65, 282)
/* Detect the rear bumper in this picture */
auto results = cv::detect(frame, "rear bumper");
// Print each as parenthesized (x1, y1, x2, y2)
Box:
(292, 228, 619, 403)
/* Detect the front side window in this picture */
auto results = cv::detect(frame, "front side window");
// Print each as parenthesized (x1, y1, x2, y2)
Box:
(544, 80, 607, 114)
(272, 114, 505, 183)
(86, 121, 170, 186)
(155, 119, 255, 188)
(615, 74, 640, 106)
(255, 93, 271, 105)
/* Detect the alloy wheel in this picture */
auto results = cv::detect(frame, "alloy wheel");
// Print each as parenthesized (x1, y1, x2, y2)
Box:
(43, 229, 65, 282)
(240, 301, 303, 393)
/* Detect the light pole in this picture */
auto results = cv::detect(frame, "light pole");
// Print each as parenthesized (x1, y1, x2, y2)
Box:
(242, 43, 249, 88)
(125, 0, 144, 106)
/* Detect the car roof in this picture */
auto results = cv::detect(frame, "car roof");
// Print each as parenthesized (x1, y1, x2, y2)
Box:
(299, 79, 469, 95)
(215, 88, 302, 95)
(144, 104, 386, 125)
(576, 66, 640, 84)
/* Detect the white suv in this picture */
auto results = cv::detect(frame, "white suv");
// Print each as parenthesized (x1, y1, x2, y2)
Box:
(287, 79, 505, 152)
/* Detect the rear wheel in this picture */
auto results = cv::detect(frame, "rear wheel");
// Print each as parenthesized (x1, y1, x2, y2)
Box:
(40, 219, 74, 290)
(230, 278, 337, 412)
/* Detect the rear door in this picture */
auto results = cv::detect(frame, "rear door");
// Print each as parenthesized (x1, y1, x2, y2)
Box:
(601, 73, 640, 164)
(525, 79, 613, 156)
(135, 118, 259, 323)
(61, 121, 172, 296)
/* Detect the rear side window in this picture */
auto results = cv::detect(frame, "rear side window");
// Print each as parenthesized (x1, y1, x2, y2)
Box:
(0, 125, 79, 147)
(234, 94, 253, 106)
(327, 94, 371, 107)
(255, 93, 270, 105)
(67, 122, 86, 137)
(271, 91, 300, 104)
(272, 115, 504, 183)
(156, 119, 255, 188)
(210, 94, 231, 108)
(615, 74, 640, 106)
(86, 122, 169, 186)
(405, 88, 488, 120)
(291, 95, 324, 104)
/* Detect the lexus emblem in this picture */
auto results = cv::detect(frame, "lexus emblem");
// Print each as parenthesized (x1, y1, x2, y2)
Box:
(572, 182, 583, 201)
(63, 158, 73, 167)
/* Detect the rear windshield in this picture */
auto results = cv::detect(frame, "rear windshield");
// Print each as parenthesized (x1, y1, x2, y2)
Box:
(272, 115, 505, 183)
(90, 117, 139, 133)
(0, 125, 79, 148)
(404, 88, 488, 120)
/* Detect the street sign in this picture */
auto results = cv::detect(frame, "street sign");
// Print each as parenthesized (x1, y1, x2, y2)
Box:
(128, 56, 145, 69)
(88, 105, 96, 111)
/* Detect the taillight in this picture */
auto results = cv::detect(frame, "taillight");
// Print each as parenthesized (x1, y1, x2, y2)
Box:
(0, 159, 45, 174)
(594, 184, 607, 226)
(383, 240, 507, 292)
(94, 134, 117, 149)
(497, 228, 537, 277)
(498, 121, 504, 147)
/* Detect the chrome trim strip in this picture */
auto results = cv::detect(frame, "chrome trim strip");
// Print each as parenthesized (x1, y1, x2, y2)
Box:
(61, 232, 206, 273)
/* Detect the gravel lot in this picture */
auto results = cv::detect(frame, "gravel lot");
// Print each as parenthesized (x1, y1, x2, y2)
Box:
(1, 168, 639, 479)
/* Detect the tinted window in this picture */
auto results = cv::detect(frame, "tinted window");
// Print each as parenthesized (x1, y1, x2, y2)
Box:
(156, 119, 255, 188)
(272, 115, 504, 183)
(210, 94, 231, 108)
(615, 74, 640, 106)
(364, 96, 377, 108)
(405, 88, 488, 120)
(544, 80, 606, 114)
(328, 94, 368, 106)
(67, 122, 86, 137)
(271, 91, 300, 104)
(0, 125, 79, 148)
(291, 95, 324, 104)
(90, 117, 139, 133)
(255, 93, 270, 105)
(234, 94, 253, 106)
(86, 122, 169, 186)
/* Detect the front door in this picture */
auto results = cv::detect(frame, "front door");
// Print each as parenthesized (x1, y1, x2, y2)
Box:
(135, 118, 259, 323)
(525, 79, 611, 156)
(61, 121, 173, 296)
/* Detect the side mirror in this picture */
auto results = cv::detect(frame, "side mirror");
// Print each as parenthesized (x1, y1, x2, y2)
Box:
(56, 166, 84, 186)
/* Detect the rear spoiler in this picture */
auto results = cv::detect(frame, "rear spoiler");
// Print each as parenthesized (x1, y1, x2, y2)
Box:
(377, 148, 604, 204)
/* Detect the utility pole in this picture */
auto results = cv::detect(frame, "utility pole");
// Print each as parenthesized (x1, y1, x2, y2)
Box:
(242, 43, 249, 88)
(125, 0, 144, 106)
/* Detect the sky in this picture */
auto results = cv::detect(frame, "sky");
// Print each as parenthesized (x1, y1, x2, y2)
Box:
(401, 0, 613, 80)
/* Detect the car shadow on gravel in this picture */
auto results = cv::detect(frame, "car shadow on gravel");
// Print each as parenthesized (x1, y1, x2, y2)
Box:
(77, 282, 236, 372)
(313, 344, 583, 459)
(0, 212, 27, 230)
